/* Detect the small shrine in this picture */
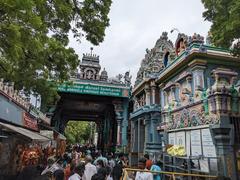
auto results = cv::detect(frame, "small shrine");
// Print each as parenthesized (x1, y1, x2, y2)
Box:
(130, 31, 240, 179)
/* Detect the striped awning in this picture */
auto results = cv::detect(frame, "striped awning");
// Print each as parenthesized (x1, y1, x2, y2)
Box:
(0, 122, 50, 141)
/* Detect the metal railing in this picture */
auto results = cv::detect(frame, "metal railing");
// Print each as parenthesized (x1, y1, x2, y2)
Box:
(122, 168, 218, 180)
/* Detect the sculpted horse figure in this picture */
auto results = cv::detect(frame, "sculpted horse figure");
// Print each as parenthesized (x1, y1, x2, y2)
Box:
(109, 74, 123, 84)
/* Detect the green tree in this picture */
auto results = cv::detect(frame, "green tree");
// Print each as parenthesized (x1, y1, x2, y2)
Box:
(64, 121, 92, 144)
(202, 0, 240, 56)
(0, 0, 112, 109)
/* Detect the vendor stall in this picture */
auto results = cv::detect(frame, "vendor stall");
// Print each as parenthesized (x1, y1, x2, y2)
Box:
(0, 122, 50, 177)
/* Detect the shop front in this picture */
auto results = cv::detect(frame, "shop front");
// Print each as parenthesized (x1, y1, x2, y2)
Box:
(0, 81, 52, 178)
(0, 122, 50, 178)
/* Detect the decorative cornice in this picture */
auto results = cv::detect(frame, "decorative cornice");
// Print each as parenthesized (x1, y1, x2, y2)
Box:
(175, 72, 192, 82)
(188, 59, 207, 68)
(156, 44, 237, 84)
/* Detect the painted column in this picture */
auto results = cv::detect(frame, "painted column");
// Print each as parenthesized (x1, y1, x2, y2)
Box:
(121, 99, 129, 147)
(131, 120, 135, 152)
(137, 118, 141, 159)
(151, 113, 160, 143)
(144, 114, 150, 152)
(134, 120, 138, 152)
(145, 84, 151, 106)
(186, 76, 192, 102)
(151, 81, 157, 105)
(116, 115, 123, 145)
(211, 124, 237, 179)
(170, 85, 176, 107)
(208, 68, 238, 179)
(113, 100, 124, 147)
(96, 121, 102, 148)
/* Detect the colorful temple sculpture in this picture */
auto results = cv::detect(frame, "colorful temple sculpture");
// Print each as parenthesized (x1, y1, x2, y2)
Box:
(131, 32, 240, 179)
(53, 50, 131, 152)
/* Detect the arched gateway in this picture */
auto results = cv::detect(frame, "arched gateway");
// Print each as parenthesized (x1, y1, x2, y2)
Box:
(51, 51, 131, 152)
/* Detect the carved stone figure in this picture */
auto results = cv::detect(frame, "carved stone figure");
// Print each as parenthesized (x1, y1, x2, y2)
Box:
(124, 71, 132, 86)
(134, 100, 140, 110)
(86, 70, 94, 79)
(109, 74, 123, 84)
(175, 33, 188, 56)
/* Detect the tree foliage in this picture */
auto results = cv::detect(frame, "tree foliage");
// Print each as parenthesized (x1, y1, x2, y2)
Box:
(0, 0, 112, 109)
(64, 121, 92, 144)
(202, 0, 240, 56)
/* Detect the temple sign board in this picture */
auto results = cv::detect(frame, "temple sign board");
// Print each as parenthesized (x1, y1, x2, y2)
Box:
(58, 83, 130, 98)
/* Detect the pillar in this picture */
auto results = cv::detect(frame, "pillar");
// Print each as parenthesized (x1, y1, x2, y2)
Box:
(96, 121, 102, 149)
(151, 81, 157, 105)
(145, 84, 151, 106)
(211, 123, 238, 179)
(144, 114, 150, 152)
(131, 120, 134, 152)
(151, 113, 160, 143)
(116, 114, 123, 146)
(134, 120, 138, 152)
(186, 76, 193, 102)
(113, 100, 124, 147)
(137, 118, 141, 159)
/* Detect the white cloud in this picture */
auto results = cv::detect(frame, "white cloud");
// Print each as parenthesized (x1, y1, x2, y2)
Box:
(68, 0, 211, 84)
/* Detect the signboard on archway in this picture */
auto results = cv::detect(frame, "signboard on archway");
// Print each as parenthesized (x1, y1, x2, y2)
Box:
(58, 83, 130, 98)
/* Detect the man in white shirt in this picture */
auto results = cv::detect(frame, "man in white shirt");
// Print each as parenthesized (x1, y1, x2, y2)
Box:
(68, 173, 81, 180)
(83, 155, 97, 180)
(135, 158, 153, 180)
(69, 162, 85, 180)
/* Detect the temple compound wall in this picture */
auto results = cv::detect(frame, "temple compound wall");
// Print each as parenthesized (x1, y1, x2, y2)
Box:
(130, 32, 240, 179)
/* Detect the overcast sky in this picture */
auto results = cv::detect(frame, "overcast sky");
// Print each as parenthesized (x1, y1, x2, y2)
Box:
(68, 0, 211, 84)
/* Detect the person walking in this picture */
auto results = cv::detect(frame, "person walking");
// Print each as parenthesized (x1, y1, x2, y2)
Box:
(135, 158, 153, 180)
(83, 155, 97, 180)
(68, 162, 85, 180)
(150, 161, 161, 180)
(144, 154, 153, 170)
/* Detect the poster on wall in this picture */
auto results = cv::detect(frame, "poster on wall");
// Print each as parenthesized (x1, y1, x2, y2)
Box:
(201, 128, 216, 157)
(186, 131, 191, 157)
(168, 132, 175, 145)
(176, 131, 186, 148)
(191, 129, 202, 156)
(201, 128, 218, 171)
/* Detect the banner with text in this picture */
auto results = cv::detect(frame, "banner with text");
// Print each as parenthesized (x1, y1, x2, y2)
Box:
(58, 83, 130, 98)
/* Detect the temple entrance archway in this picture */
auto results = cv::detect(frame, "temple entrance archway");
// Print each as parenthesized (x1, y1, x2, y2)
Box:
(51, 51, 131, 151)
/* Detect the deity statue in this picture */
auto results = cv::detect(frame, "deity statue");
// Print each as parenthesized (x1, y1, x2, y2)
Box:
(163, 49, 170, 67)
(86, 70, 94, 79)
(116, 74, 123, 82)
(124, 71, 132, 86)
(175, 33, 188, 56)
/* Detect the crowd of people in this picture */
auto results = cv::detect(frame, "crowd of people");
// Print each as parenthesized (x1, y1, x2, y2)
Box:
(15, 144, 130, 180)
(14, 143, 163, 180)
